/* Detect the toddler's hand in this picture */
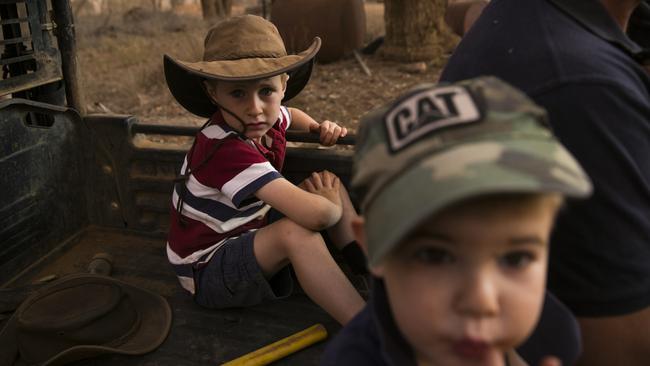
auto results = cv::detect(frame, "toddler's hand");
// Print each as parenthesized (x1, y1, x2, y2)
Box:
(311, 120, 348, 146)
(538, 357, 561, 366)
(302, 171, 342, 208)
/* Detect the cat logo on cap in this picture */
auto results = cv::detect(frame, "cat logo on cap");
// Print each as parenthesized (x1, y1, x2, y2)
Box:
(384, 85, 482, 152)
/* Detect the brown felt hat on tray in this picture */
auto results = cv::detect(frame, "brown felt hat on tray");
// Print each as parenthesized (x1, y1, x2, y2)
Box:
(164, 14, 321, 118)
(0, 273, 172, 365)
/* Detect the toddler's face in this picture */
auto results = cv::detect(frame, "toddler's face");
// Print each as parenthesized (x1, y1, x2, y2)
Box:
(372, 195, 560, 366)
(206, 75, 286, 142)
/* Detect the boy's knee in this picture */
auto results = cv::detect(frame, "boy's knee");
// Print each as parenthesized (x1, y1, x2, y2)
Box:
(274, 219, 326, 255)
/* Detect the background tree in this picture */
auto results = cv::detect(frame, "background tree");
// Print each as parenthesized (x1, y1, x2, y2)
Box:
(201, 0, 232, 19)
(381, 0, 457, 62)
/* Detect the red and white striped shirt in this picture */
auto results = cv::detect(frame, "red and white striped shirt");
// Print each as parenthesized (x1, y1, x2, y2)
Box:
(167, 107, 291, 293)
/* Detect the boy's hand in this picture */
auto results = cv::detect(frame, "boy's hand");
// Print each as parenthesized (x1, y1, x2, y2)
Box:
(302, 171, 342, 208)
(310, 120, 348, 146)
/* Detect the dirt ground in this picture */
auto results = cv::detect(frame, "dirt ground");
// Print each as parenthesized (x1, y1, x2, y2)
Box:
(76, 3, 453, 132)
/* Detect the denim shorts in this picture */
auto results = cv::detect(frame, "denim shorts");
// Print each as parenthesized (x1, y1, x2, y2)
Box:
(192, 230, 293, 309)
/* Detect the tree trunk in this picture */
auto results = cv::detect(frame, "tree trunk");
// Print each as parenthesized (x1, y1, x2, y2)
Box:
(201, 0, 232, 20)
(382, 0, 457, 62)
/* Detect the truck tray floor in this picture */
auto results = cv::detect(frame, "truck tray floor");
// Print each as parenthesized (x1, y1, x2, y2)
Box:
(1, 226, 340, 365)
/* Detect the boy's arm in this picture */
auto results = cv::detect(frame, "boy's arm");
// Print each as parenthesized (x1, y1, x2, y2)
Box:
(287, 107, 319, 132)
(287, 107, 348, 146)
(256, 175, 342, 231)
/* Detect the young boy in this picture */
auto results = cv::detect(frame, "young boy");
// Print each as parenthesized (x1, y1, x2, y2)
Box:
(162, 15, 365, 325)
(322, 77, 593, 365)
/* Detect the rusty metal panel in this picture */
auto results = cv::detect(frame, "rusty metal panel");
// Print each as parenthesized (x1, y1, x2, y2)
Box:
(0, 47, 62, 95)
(0, 0, 63, 96)
(83, 116, 356, 234)
(83, 115, 187, 233)
(0, 99, 86, 285)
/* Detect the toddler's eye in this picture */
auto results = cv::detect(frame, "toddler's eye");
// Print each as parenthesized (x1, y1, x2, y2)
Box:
(500, 251, 536, 269)
(413, 247, 454, 265)
(259, 87, 275, 96)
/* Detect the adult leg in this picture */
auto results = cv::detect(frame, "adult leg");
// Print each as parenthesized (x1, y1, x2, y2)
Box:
(253, 218, 365, 325)
(576, 306, 650, 366)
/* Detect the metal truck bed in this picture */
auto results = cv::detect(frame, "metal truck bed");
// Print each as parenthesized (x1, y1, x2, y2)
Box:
(2, 226, 341, 365)
(0, 105, 355, 365)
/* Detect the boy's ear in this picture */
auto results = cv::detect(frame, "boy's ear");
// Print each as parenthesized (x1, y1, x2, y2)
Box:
(203, 80, 217, 100)
(203, 80, 214, 98)
(281, 73, 289, 93)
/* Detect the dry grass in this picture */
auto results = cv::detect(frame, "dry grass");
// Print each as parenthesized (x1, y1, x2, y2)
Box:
(76, 2, 450, 130)
(77, 9, 208, 124)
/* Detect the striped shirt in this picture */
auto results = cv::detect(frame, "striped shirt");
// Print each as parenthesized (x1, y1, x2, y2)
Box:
(167, 107, 291, 293)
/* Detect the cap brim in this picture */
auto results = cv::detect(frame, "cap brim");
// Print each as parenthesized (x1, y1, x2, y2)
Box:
(365, 138, 592, 266)
(164, 37, 321, 118)
(0, 274, 172, 366)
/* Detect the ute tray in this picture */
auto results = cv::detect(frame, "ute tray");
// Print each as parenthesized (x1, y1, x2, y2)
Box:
(1, 226, 341, 365)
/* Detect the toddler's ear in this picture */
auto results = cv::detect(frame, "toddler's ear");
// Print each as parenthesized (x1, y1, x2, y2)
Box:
(352, 216, 386, 276)
(351, 217, 367, 255)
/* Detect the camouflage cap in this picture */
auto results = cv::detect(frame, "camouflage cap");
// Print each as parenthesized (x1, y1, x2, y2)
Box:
(352, 76, 592, 266)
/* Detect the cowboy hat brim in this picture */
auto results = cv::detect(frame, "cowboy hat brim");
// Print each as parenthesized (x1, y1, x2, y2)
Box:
(164, 37, 321, 118)
(0, 274, 172, 366)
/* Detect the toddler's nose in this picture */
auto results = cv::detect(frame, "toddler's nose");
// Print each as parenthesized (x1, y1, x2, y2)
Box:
(456, 270, 500, 318)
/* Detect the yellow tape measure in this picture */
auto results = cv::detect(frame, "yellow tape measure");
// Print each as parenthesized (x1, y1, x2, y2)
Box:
(221, 323, 328, 366)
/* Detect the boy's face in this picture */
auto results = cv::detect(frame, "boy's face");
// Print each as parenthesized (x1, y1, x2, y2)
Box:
(206, 75, 287, 142)
(359, 195, 560, 366)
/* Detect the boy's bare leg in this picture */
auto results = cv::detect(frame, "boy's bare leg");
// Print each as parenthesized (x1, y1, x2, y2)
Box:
(304, 175, 368, 276)
(253, 218, 365, 325)
(326, 184, 359, 249)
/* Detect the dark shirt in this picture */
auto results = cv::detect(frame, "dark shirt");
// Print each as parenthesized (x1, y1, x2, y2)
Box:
(440, 0, 650, 316)
(321, 280, 415, 366)
(321, 279, 581, 366)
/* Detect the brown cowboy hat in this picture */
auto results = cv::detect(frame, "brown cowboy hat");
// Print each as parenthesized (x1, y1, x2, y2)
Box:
(0, 274, 172, 365)
(164, 14, 321, 118)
